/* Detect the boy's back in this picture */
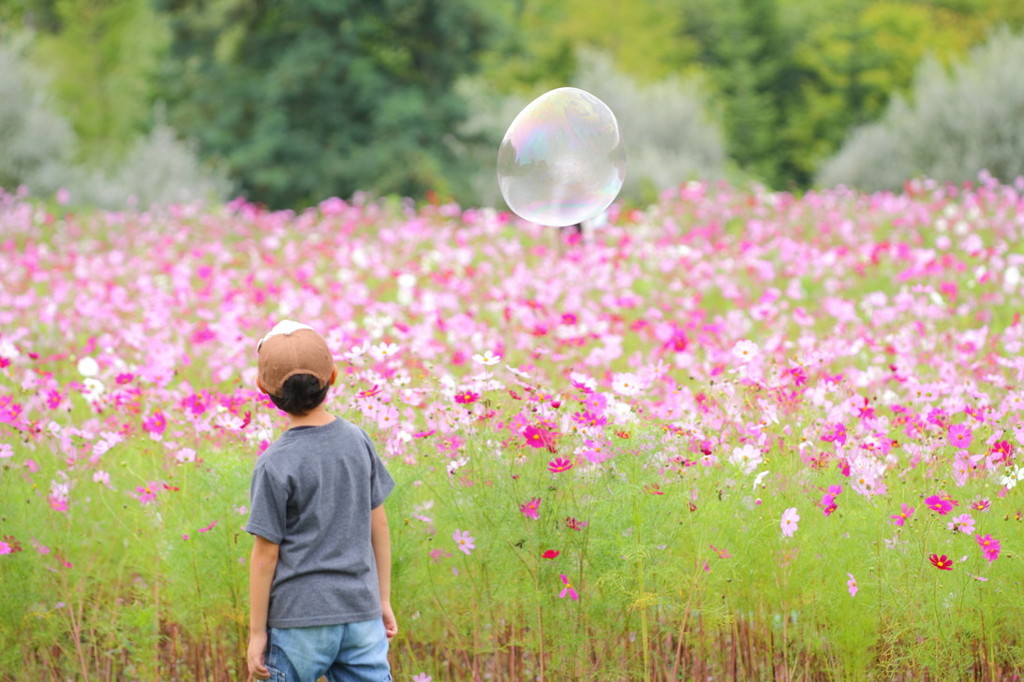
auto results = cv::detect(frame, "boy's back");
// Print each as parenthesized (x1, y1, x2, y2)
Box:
(245, 417, 394, 627)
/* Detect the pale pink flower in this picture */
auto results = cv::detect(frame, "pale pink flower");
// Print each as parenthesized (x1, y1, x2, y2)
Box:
(732, 339, 759, 363)
(780, 507, 800, 537)
(946, 513, 975, 535)
(453, 529, 475, 555)
(846, 573, 858, 597)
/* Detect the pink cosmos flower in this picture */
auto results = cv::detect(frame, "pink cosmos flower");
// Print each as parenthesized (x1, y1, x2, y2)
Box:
(413, 674, 433, 682)
(522, 424, 554, 450)
(890, 503, 915, 527)
(946, 513, 975, 535)
(558, 574, 579, 600)
(565, 516, 588, 531)
(542, 550, 560, 559)
(142, 411, 167, 436)
(924, 495, 957, 515)
(0, 542, 12, 555)
(947, 423, 972, 449)
(578, 439, 611, 464)
(548, 457, 573, 473)
(520, 497, 541, 520)
(988, 440, 1013, 466)
(582, 392, 607, 413)
(709, 544, 732, 559)
(846, 573, 858, 597)
(454, 391, 479, 404)
(970, 498, 990, 512)
(572, 410, 607, 428)
(929, 554, 953, 571)
(820, 484, 842, 516)
(780, 507, 800, 537)
(135, 483, 158, 505)
(453, 529, 475, 555)
(976, 534, 1001, 562)
(45, 390, 62, 409)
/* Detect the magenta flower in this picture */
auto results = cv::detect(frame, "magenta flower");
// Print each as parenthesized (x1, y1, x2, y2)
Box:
(558, 574, 579, 600)
(846, 573, 858, 597)
(947, 423, 972, 449)
(929, 554, 954, 571)
(780, 507, 800, 537)
(890, 503, 915, 527)
(453, 529, 475, 555)
(572, 410, 607, 428)
(970, 498, 991, 512)
(820, 484, 842, 516)
(988, 440, 1013, 466)
(522, 424, 555, 450)
(548, 457, 573, 473)
(142, 410, 167, 436)
(454, 390, 479, 404)
(976, 534, 1001, 562)
(0, 542, 12, 555)
(519, 497, 542, 520)
(924, 494, 957, 515)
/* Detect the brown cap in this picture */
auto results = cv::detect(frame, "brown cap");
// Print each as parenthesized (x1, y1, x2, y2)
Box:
(257, 321, 335, 396)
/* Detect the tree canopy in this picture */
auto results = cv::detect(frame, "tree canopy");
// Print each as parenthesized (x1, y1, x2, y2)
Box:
(4, 0, 1024, 206)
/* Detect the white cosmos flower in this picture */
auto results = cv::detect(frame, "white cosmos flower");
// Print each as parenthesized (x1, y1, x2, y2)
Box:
(752, 470, 771, 490)
(611, 372, 641, 396)
(81, 378, 105, 401)
(370, 342, 399, 361)
(472, 350, 501, 366)
(731, 340, 759, 364)
(77, 357, 100, 377)
(1000, 466, 1024, 489)
(729, 444, 763, 474)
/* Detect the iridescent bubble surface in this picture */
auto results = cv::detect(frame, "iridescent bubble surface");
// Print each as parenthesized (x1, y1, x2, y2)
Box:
(497, 87, 626, 227)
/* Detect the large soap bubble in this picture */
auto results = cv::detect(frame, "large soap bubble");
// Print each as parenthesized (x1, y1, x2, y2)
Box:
(497, 87, 626, 227)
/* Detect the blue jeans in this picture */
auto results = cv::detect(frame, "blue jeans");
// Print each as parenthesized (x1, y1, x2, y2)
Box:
(266, 620, 392, 682)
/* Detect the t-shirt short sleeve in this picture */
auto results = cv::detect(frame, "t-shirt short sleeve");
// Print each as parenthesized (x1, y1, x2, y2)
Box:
(245, 464, 287, 544)
(364, 430, 395, 509)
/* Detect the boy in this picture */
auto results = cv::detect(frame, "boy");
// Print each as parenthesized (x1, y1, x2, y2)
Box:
(245, 320, 397, 682)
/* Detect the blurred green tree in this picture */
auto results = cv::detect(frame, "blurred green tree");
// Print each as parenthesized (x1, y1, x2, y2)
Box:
(158, 0, 500, 209)
(681, 0, 800, 188)
(31, 0, 170, 162)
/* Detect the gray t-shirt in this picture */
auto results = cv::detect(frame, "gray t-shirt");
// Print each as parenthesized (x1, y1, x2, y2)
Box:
(244, 417, 395, 628)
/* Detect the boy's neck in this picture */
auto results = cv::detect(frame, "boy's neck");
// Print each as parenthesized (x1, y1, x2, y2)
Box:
(287, 406, 335, 429)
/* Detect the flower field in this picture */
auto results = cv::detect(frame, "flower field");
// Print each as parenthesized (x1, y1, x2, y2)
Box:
(1, 177, 1023, 681)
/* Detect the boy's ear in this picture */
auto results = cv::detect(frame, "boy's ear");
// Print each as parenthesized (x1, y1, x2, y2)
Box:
(256, 377, 268, 395)
(329, 367, 338, 385)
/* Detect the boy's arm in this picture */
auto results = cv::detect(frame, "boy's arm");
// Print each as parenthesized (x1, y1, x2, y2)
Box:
(371, 504, 398, 639)
(247, 535, 279, 681)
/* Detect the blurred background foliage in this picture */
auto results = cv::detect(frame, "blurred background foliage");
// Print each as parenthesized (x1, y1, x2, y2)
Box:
(1, 0, 1024, 209)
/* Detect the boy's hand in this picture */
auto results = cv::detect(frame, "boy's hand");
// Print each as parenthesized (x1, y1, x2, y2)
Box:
(247, 631, 270, 680)
(382, 602, 399, 640)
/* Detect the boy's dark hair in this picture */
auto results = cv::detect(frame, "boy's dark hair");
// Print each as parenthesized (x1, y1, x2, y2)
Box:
(268, 373, 330, 416)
